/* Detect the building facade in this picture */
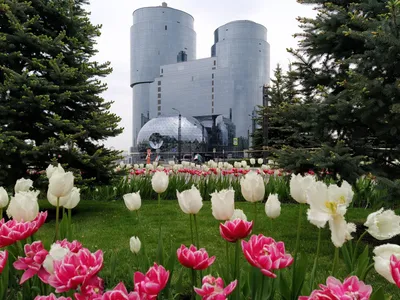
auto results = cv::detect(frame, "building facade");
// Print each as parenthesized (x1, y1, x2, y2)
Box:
(130, 2, 270, 155)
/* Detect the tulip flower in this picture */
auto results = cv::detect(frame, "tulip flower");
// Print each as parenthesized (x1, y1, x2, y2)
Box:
(265, 194, 281, 219)
(230, 209, 247, 221)
(177, 185, 203, 215)
(299, 276, 372, 300)
(123, 192, 142, 211)
(240, 171, 265, 203)
(289, 173, 315, 204)
(48, 170, 74, 198)
(7, 190, 39, 222)
(177, 245, 215, 270)
(130, 236, 141, 254)
(250, 158, 255, 165)
(364, 208, 400, 240)
(14, 178, 33, 193)
(56, 239, 83, 253)
(0, 250, 8, 274)
(210, 189, 235, 221)
(134, 263, 169, 298)
(220, 219, 253, 243)
(0, 187, 9, 210)
(151, 171, 169, 194)
(242, 234, 293, 277)
(34, 294, 72, 300)
(97, 282, 140, 300)
(373, 244, 400, 284)
(48, 248, 103, 293)
(0, 212, 47, 248)
(390, 255, 400, 288)
(63, 187, 81, 210)
(194, 275, 237, 299)
(46, 164, 64, 180)
(73, 276, 104, 300)
(257, 158, 263, 165)
(43, 243, 71, 275)
(306, 181, 353, 248)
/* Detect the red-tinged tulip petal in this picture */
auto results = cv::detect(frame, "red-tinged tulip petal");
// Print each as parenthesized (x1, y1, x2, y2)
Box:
(390, 255, 400, 288)
(194, 275, 237, 299)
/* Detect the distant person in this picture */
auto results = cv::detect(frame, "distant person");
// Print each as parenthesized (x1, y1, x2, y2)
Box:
(194, 153, 203, 164)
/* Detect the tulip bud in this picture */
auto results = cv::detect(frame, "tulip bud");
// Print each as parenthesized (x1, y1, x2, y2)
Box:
(364, 209, 400, 240)
(151, 171, 169, 194)
(240, 171, 265, 203)
(210, 189, 235, 221)
(63, 187, 81, 209)
(257, 158, 263, 165)
(7, 190, 39, 221)
(230, 209, 247, 221)
(123, 192, 141, 211)
(139, 164, 144, 168)
(0, 187, 9, 209)
(241, 161, 247, 168)
(250, 158, 255, 165)
(14, 178, 33, 193)
(265, 194, 281, 219)
(290, 174, 315, 204)
(48, 170, 74, 198)
(129, 236, 141, 254)
(43, 244, 70, 274)
(177, 185, 203, 215)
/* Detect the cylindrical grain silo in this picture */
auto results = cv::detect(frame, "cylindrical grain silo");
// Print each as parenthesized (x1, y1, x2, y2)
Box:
(211, 20, 270, 140)
(130, 3, 196, 149)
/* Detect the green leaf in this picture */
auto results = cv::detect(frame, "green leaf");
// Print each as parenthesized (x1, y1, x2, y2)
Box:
(292, 251, 308, 299)
(355, 246, 370, 280)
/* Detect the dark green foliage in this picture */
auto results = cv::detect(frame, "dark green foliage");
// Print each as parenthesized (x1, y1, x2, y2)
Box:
(0, 0, 123, 186)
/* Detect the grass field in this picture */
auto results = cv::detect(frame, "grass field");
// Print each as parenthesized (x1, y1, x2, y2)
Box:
(35, 199, 400, 298)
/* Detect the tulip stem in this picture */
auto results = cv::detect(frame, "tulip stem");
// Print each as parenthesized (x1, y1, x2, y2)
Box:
(353, 230, 368, 264)
(332, 247, 339, 275)
(253, 202, 258, 229)
(68, 208, 72, 239)
(193, 214, 200, 248)
(136, 210, 140, 223)
(310, 228, 322, 290)
(234, 240, 240, 300)
(158, 193, 161, 230)
(0, 208, 2, 218)
(226, 240, 230, 280)
(189, 214, 194, 245)
(55, 197, 60, 241)
(294, 204, 303, 256)
(191, 268, 196, 300)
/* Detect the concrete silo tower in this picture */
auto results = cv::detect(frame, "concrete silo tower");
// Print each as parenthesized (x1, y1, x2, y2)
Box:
(211, 20, 270, 141)
(130, 3, 196, 150)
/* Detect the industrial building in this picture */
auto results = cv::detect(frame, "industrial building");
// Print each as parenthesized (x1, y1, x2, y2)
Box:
(130, 2, 270, 160)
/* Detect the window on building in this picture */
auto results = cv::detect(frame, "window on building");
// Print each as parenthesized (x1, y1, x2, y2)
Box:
(212, 80, 214, 86)
(158, 93, 161, 98)
(158, 81, 161, 85)
(212, 108, 214, 114)
(158, 100, 161, 105)
(161, 69, 163, 74)
(158, 106, 161, 111)
(165, 25, 167, 30)
(212, 73, 214, 79)
(212, 101, 214, 106)
(213, 60, 216, 66)
(212, 94, 214, 100)
(158, 87, 161, 92)
(212, 87, 214, 93)
(158, 112, 161, 116)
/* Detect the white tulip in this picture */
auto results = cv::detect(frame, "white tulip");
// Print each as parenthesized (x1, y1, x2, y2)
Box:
(306, 181, 354, 247)
(345, 222, 356, 241)
(63, 187, 81, 209)
(151, 171, 169, 194)
(7, 190, 39, 221)
(240, 171, 265, 203)
(130, 236, 141, 254)
(43, 244, 70, 274)
(265, 194, 281, 219)
(261, 164, 270, 171)
(48, 171, 74, 198)
(250, 158, 255, 165)
(46, 163, 64, 179)
(139, 164, 144, 168)
(218, 162, 223, 169)
(373, 244, 400, 284)
(146, 164, 154, 171)
(134, 164, 139, 169)
(257, 158, 263, 165)
(157, 166, 164, 171)
(14, 178, 33, 193)
(47, 190, 58, 206)
(168, 161, 175, 166)
(0, 187, 9, 208)
(210, 189, 235, 220)
(364, 208, 400, 240)
(241, 160, 247, 168)
(234, 162, 241, 169)
(289, 174, 316, 204)
(123, 192, 141, 211)
(230, 209, 247, 221)
(176, 185, 203, 215)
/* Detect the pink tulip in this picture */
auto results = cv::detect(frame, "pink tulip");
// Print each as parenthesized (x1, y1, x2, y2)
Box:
(241, 234, 294, 278)
(0, 211, 47, 248)
(219, 219, 253, 243)
(13, 241, 49, 284)
(56, 239, 82, 253)
(74, 276, 104, 300)
(299, 276, 372, 300)
(48, 248, 103, 293)
(177, 245, 216, 270)
(0, 250, 8, 274)
(134, 263, 169, 298)
(390, 255, 400, 288)
(194, 275, 237, 300)
(34, 294, 71, 300)
(91, 282, 140, 300)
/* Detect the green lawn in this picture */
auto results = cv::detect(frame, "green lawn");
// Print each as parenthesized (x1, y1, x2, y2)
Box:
(35, 199, 400, 298)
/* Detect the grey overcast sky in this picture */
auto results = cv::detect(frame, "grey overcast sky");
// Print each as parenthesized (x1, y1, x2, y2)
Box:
(87, 0, 317, 152)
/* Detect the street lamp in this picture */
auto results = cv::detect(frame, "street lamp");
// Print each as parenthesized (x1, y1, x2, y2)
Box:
(172, 108, 182, 162)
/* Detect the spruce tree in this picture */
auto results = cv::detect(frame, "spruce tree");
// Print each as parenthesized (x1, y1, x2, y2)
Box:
(0, 0, 123, 186)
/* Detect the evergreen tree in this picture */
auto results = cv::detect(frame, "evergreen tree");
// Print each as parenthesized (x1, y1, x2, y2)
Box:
(0, 0, 123, 186)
